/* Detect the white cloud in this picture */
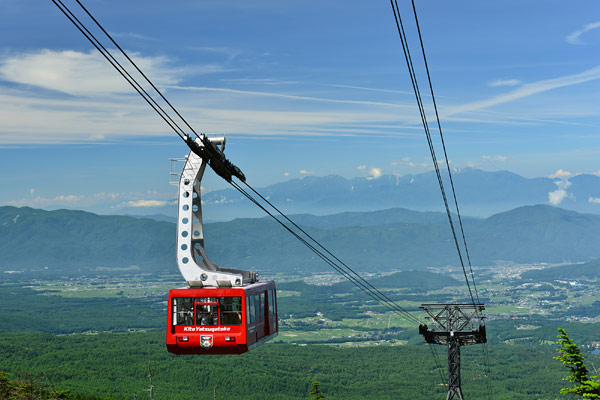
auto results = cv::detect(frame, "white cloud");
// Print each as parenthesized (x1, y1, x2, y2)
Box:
(0, 49, 180, 96)
(358, 165, 383, 180)
(115, 199, 171, 208)
(549, 169, 573, 179)
(489, 79, 521, 87)
(5, 190, 176, 210)
(548, 189, 571, 205)
(299, 170, 314, 175)
(7, 193, 85, 207)
(482, 155, 508, 162)
(588, 197, 600, 204)
(566, 21, 600, 45)
(367, 167, 383, 180)
(548, 179, 574, 205)
(391, 157, 430, 169)
(283, 172, 290, 177)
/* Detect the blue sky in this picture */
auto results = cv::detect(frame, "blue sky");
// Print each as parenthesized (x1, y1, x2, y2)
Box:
(1, 0, 599, 215)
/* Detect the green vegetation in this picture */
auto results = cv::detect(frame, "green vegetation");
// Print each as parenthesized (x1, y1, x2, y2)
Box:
(0, 285, 165, 334)
(554, 328, 600, 398)
(0, 331, 585, 400)
(308, 381, 325, 399)
(0, 371, 114, 400)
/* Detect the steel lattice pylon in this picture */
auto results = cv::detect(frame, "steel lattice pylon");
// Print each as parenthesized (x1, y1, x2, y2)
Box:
(419, 304, 486, 400)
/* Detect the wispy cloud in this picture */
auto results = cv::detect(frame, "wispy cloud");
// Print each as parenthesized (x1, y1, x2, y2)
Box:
(482, 155, 508, 162)
(391, 157, 430, 169)
(5, 189, 174, 210)
(110, 32, 158, 42)
(446, 65, 600, 115)
(7, 192, 86, 207)
(589, 197, 600, 204)
(299, 170, 314, 175)
(566, 21, 600, 44)
(168, 85, 410, 109)
(488, 79, 521, 87)
(190, 46, 242, 62)
(114, 199, 173, 208)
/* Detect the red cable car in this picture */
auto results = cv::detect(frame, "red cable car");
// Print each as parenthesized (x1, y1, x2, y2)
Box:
(166, 281, 277, 354)
(166, 137, 278, 355)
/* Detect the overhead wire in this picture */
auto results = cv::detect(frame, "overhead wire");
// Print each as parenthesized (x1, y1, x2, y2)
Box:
(73, 0, 202, 140)
(389, 0, 476, 308)
(52, 0, 458, 392)
(408, 0, 480, 306)
(404, 2, 493, 396)
(231, 181, 422, 325)
(50, 0, 423, 327)
(239, 181, 423, 324)
(389, 1, 492, 397)
(51, 0, 188, 141)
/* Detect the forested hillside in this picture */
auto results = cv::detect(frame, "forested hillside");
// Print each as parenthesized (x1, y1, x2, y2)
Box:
(2, 205, 600, 275)
(0, 332, 582, 400)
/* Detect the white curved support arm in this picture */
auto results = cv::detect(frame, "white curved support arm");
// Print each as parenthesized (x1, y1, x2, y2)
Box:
(175, 136, 255, 288)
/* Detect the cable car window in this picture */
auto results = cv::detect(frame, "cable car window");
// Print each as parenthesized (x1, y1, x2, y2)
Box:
(249, 295, 255, 324)
(255, 294, 262, 322)
(220, 297, 242, 326)
(268, 289, 274, 315)
(196, 298, 218, 326)
(173, 297, 194, 326)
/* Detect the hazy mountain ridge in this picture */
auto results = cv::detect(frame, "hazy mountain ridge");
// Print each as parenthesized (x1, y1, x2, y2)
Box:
(0, 206, 175, 273)
(2, 205, 600, 276)
(201, 168, 600, 219)
(521, 259, 600, 281)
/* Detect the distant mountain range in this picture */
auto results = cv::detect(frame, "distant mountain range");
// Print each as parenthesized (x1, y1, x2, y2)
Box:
(199, 168, 600, 220)
(2, 205, 600, 277)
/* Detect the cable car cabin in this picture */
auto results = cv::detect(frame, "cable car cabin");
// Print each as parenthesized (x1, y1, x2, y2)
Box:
(166, 281, 278, 355)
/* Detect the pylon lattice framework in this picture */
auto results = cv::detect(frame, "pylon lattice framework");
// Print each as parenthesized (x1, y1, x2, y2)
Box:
(419, 304, 486, 400)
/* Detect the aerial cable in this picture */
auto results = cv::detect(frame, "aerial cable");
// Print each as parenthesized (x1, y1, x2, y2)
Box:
(428, 342, 448, 385)
(389, 0, 476, 308)
(50, 0, 187, 141)
(240, 181, 422, 324)
(232, 181, 421, 325)
(73, 0, 202, 140)
(231, 181, 422, 325)
(390, 2, 493, 397)
(408, 0, 480, 305)
(51, 0, 424, 326)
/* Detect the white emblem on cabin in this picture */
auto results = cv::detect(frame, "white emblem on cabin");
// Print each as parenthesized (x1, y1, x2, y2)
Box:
(200, 335, 213, 349)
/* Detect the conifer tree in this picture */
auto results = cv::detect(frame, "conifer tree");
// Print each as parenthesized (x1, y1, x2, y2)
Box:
(308, 381, 325, 399)
(554, 327, 600, 398)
